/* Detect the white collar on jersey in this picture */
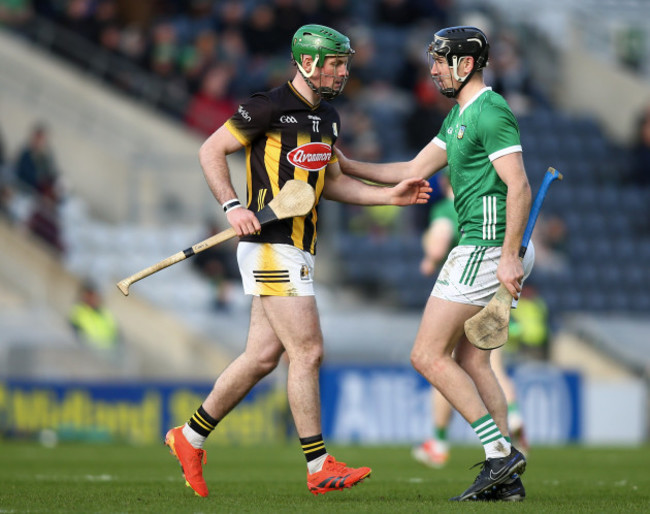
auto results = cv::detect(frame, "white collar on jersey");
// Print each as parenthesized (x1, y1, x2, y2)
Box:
(459, 86, 492, 116)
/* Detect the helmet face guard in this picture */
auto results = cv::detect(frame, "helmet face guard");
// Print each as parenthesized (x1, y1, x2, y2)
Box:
(291, 24, 355, 100)
(427, 26, 489, 98)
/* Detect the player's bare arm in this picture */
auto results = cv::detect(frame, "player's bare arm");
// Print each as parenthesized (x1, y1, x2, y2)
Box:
(335, 140, 447, 185)
(323, 161, 431, 205)
(493, 152, 532, 299)
(199, 125, 262, 236)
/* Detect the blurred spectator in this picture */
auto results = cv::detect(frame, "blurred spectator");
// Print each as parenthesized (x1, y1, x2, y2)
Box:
(630, 104, 650, 187)
(93, 0, 120, 47)
(55, 0, 97, 42)
(242, 4, 283, 58)
(214, 0, 245, 31)
(97, 21, 122, 55)
(271, 0, 306, 44)
(416, 0, 452, 24)
(356, 79, 412, 160)
(404, 69, 454, 153)
(181, 28, 219, 93)
(347, 204, 402, 239)
(615, 25, 645, 73)
(183, 0, 215, 38)
(507, 281, 550, 360)
(317, 0, 351, 28)
(119, 25, 148, 65)
(12, 123, 65, 252)
(95, 0, 118, 28)
(13, 124, 60, 196)
(342, 25, 376, 91)
(26, 182, 65, 254)
(487, 30, 550, 116)
(531, 213, 568, 275)
(148, 21, 180, 79)
(69, 280, 122, 358)
(374, 0, 449, 27)
(192, 220, 239, 311)
(0, 0, 32, 27)
(184, 65, 237, 137)
(338, 108, 383, 162)
(218, 27, 247, 64)
(375, 0, 423, 27)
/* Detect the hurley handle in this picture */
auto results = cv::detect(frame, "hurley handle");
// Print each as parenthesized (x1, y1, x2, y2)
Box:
(519, 167, 563, 258)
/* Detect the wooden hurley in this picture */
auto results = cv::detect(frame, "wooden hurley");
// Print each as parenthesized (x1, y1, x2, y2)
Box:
(116, 180, 316, 296)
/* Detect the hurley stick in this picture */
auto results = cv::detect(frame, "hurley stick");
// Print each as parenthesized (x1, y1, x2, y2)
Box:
(117, 180, 315, 296)
(464, 167, 563, 350)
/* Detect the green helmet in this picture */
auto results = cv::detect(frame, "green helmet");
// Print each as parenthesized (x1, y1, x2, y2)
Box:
(291, 24, 354, 100)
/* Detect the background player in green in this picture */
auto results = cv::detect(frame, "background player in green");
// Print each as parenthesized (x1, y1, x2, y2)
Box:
(337, 26, 534, 501)
(419, 171, 459, 277)
(163, 24, 431, 498)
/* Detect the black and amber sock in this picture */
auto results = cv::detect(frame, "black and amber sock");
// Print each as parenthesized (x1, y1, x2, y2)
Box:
(188, 405, 219, 437)
(300, 433, 327, 463)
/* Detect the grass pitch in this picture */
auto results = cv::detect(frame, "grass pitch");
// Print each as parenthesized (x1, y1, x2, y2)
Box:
(2, 441, 649, 513)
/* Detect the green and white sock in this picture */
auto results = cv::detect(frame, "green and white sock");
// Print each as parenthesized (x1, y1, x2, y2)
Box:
(434, 427, 449, 453)
(471, 413, 511, 459)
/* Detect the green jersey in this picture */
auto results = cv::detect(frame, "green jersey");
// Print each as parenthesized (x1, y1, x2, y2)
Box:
(434, 88, 522, 246)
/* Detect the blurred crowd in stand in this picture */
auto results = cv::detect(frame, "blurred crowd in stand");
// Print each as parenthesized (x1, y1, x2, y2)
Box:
(0, 1, 558, 239)
(2, 1, 649, 318)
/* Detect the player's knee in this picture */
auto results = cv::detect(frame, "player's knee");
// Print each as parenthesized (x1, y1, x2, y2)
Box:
(251, 350, 282, 377)
(302, 345, 324, 369)
(289, 345, 323, 371)
(411, 348, 439, 377)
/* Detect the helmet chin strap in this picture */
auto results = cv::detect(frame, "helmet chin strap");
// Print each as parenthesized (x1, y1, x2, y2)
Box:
(439, 56, 476, 98)
(297, 56, 328, 98)
(296, 55, 319, 79)
(296, 56, 343, 100)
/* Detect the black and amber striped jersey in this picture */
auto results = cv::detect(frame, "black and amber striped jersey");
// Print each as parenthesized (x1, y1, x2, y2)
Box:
(224, 81, 341, 255)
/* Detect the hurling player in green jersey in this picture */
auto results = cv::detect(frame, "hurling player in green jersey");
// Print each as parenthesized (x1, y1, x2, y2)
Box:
(337, 26, 533, 502)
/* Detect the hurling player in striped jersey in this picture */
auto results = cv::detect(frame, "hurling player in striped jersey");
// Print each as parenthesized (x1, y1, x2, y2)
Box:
(164, 24, 431, 498)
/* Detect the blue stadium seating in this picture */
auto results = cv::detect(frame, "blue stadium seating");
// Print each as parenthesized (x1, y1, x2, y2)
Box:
(335, 108, 650, 316)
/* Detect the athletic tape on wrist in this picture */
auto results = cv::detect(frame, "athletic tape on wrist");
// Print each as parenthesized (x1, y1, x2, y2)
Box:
(223, 199, 241, 213)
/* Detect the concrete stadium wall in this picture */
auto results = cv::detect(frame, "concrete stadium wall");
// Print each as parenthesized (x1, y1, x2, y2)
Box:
(0, 218, 234, 379)
(560, 28, 650, 145)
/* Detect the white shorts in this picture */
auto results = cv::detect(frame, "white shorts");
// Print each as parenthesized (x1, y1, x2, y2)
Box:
(237, 242, 315, 296)
(431, 242, 535, 307)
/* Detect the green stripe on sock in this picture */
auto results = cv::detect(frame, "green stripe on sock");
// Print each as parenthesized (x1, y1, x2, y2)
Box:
(482, 431, 502, 445)
(471, 414, 491, 429)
